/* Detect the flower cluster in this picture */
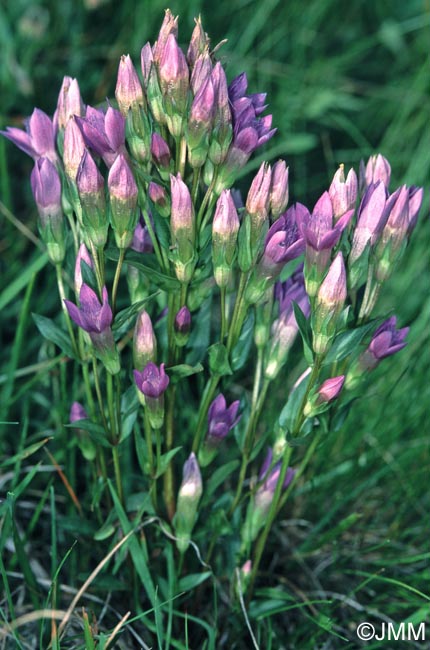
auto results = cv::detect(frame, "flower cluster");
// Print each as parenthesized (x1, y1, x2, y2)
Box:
(3, 9, 423, 605)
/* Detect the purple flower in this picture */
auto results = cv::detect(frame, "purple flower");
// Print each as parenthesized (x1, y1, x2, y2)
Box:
(298, 191, 353, 276)
(130, 216, 153, 253)
(134, 362, 169, 398)
(361, 154, 391, 191)
(76, 105, 126, 167)
(361, 317, 409, 370)
(214, 72, 276, 191)
(30, 156, 65, 263)
(70, 401, 88, 423)
(151, 132, 171, 171)
(1, 108, 57, 163)
(63, 117, 86, 180)
(65, 284, 112, 334)
(207, 394, 241, 441)
(256, 448, 295, 506)
(270, 160, 289, 218)
(258, 206, 305, 280)
(190, 51, 213, 94)
(187, 16, 210, 67)
(152, 8, 178, 65)
(174, 306, 191, 336)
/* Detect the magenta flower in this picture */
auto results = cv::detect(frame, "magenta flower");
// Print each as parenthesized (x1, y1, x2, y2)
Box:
(174, 306, 191, 337)
(74, 243, 94, 297)
(130, 216, 153, 253)
(349, 181, 388, 265)
(134, 362, 170, 399)
(1, 108, 57, 163)
(258, 206, 305, 279)
(317, 375, 345, 404)
(76, 105, 126, 167)
(361, 154, 391, 191)
(270, 160, 289, 218)
(115, 54, 144, 115)
(361, 317, 409, 370)
(133, 310, 157, 370)
(207, 394, 241, 442)
(151, 133, 171, 171)
(65, 284, 112, 334)
(30, 156, 65, 263)
(70, 401, 88, 423)
(63, 117, 86, 180)
(298, 191, 353, 277)
(328, 166, 357, 221)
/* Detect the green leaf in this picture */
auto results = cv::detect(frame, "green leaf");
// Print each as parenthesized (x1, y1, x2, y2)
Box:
(292, 301, 314, 365)
(204, 460, 240, 502)
(278, 374, 309, 435)
(155, 446, 182, 478)
(208, 342, 232, 376)
(112, 291, 159, 333)
(231, 311, 255, 371)
(324, 320, 377, 365)
(178, 571, 212, 593)
(32, 313, 77, 359)
(65, 419, 112, 448)
(107, 248, 180, 291)
(119, 386, 139, 442)
(0, 438, 51, 469)
(169, 363, 204, 382)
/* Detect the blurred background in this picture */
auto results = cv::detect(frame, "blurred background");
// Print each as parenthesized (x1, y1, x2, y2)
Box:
(0, 0, 429, 644)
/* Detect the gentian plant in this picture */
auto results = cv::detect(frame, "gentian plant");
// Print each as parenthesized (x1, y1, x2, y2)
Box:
(1, 9, 424, 648)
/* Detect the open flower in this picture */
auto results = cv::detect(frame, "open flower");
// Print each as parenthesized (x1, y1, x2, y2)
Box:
(134, 362, 169, 399)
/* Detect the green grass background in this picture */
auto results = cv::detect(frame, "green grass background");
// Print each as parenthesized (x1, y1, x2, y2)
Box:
(0, 0, 429, 647)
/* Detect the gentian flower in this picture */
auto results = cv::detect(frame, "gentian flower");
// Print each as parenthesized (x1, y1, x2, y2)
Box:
(1, 108, 57, 163)
(76, 105, 126, 167)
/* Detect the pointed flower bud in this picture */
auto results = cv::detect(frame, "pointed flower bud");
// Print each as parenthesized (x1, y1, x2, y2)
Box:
(362, 154, 391, 190)
(115, 54, 145, 115)
(108, 153, 138, 248)
(316, 375, 345, 404)
(133, 310, 157, 370)
(130, 216, 153, 253)
(152, 9, 178, 64)
(328, 165, 357, 221)
(187, 76, 215, 167)
(65, 284, 120, 374)
(174, 306, 191, 346)
(1, 108, 57, 163)
(187, 16, 210, 67)
(174, 452, 203, 553)
(190, 51, 212, 95)
(54, 76, 84, 131)
(63, 117, 86, 180)
(70, 401, 88, 423)
(312, 252, 347, 355)
(349, 181, 388, 266)
(31, 157, 65, 263)
(74, 243, 94, 297)
(199, 394, 241, 467)
(212, 190, 240, 288)
(151, 133, 171, 178)
(134, 362, 169, 428)
(76, 150, 108, 248)
(170, 173, 196, 282)
(246, 162, 272, 237)
(208, 62, 232, 165)
(159, 33, 189, 137)
(148, 181, 170, 217)
(270, 160, 289, 218)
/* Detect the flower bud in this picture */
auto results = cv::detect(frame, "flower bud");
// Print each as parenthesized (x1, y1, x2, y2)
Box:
(312, 252, 347, 355)
(76, 150, 108, 248)
(63, 117, 86, 181)
(115, 54, 145, 116)
(270, 160, 289, 218)
(363, 154, 391, 190)
(170, 173, 196, 282)
(245, 162, 272, 243)
(151, 133, 172, 179)
(159, 34, 189, 137)
(187, 16, 210, 67)
(54, 76, 84, 132)
(212, 190, 240, 287)
(74, 243, 94, 297)
(304, 375, 345, 417)
(199, 394, 240, 467)
(31, 157, 65, 263)
(328, 164, 357, 221)
(187, 76, 215, 168)
(152, 9, 178, 64)
(133, 310, 157, 370)
(148, 181, 170, 218)
(134, 362, 169, 428)
(108, 153, 138, 248)
(174, 453, 203, 554)
(208, 62, 232, 166)
(174, 306, 191, 347)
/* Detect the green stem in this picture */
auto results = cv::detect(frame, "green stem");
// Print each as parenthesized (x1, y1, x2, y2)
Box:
(92, 356, 109, 433)
(227, 271, 249, 353)
(177, 137, 187, 177)
(163, 385, 176, 520)
(191, 168, 201, 204)
(55, 264, 79, 358)
(229, 377, 270, 516)
(196, 173, 217, 231)
(220, 286, 228, 342)
(112, 446, 124, 506)
(112, 247, 126, 314)
(191, 374, 221, 453)
(141, 203, 166, 271)
(293, 355, 324, 435)
(358, 268, 381, 323)
(88, 242, 104, 296)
